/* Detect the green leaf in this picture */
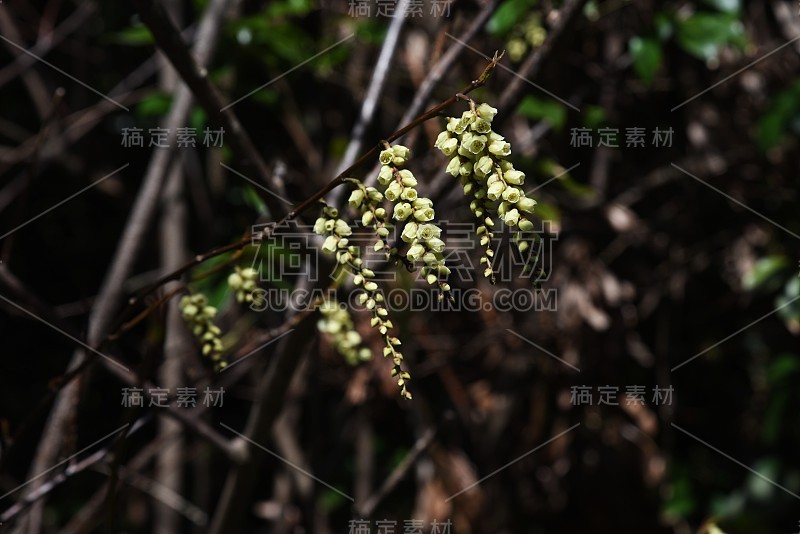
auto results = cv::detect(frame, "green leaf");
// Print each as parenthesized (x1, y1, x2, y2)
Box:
(488, 0, 538, 36)
(264, 0, 313, 18)
(741, 256, 789, 291)
(530, 200, 560, 222)
(676, 12, 745, 61)
(762, 390, 788, 444)
(756, 79, 800, 152)
(113, 25, 154, 46)
(136, 92, 172, 117)
(190, 107, 208, 132)
(517, 95, 566, 131)
(583, 105, 606, 129)
(662, 473, 696, 520)
(320, 487, 347, 511)
(766, 353, 800, 384)
(355, 18, 388, 44)
(536, 160, 592, 198)
(629, 37, 662, 85)
(240, 185, 269, 216)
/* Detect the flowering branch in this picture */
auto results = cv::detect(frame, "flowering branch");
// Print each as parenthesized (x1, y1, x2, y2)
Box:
(117, 52, 504, 326)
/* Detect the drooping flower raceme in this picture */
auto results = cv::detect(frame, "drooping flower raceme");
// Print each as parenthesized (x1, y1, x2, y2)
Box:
(179, 293, 225, 370)
(313, 199, 412, 399)
(354, 265, 411, 399)
(317, 298, 372, 365)
(345, 178, 396, 261)
(377, 144, 451, 293)
(227, 266, 258, 303)
(435, 103, 539, 283)
(313, 205, 359, 267)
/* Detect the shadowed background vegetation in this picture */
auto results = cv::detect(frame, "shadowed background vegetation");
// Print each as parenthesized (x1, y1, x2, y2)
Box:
(1, 0, 800, 532)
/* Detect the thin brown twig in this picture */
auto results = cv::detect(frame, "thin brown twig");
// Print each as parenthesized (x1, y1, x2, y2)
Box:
(356, 426, 437, 517)
(498, 0, 588, 111)
(1, 87, 64, 264)
(131, 0, 288, 217)
(0, 2, 97, 89)
(8, 6, 238, 527)
(0, 418, 145, 524)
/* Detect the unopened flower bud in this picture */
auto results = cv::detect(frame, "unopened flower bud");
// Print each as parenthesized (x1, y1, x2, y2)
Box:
(334, 219, 352, 236)
(426, 237, 445, 253)
(413, 197, 433, 209)
(322, 235, 338, 254)
(228, 272, 243, 289)
(348, 189, 365, 208)
(475, 156, 493, 177)
(313, 217, 326, 235)
(407, 243, 425, 261)
(489, 140, 511, 157)
(399, 169, 417, 187)
(435, 131, 450, 148)
(477, 103, 498, 122)
(518, 197, 537, 213)
(446, 156, 461, 177)
(504, 169, 525, 185)
(392, 144, 410, 159)
(378, 165, 393, 185)
(504, 208, 520, 226)
(402, 222, 418, 242)
(518, 218, 534, 232)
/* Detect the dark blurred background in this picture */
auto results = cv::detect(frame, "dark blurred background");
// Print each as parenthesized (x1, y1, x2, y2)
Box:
(1, 0, 800, 532)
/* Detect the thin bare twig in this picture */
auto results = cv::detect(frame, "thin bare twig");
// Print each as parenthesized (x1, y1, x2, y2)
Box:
(155, 160, 190, 532)
(2, 87, 64, 264)
(14, 2, 234, 529)
(0, 3, 97, 89)
(0, 418, 146, 524)
(499, 0, 588, 111)
(356, 427, 437, 517)
(0, 8, 52, 120)
(353, 0, 501, 195)
(131, 0, 289, 217)
(335, 0, 412, 176)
